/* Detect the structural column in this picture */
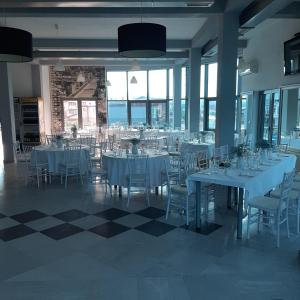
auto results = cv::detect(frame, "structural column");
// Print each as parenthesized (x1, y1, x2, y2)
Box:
(0, 63, 16, 163)
(188, 48, 201, 133)
(215, 13, 239, 148)
(173, 64, 181, 129)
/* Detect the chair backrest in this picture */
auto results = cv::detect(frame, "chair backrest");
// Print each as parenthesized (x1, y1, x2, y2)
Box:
(126, 154, 149, 184)
(80, 135, 95, 146)
(63, 145, 82, 166)
(214, 145, 229, 161)
(279, 169, 295, 209)
(196, 150, 209, 170)
(180, 152, 197, 179)
(278, 144, 288, 153)
(46, 135, 55, 145)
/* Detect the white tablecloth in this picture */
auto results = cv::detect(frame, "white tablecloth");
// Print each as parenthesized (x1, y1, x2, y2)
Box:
(31, 145, 90, 173)
(187, 154, 296, 203)
(181, 142, 214, 158)
(103, 151, 170, 187)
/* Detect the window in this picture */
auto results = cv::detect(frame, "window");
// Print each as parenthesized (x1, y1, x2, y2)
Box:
(107, 71, 127, 100)
(106, 69, 172, 128)
(131, 102, 146, 126)
(63, 101, 78, 130)
(181, 99, 186, 130)
(128, 71, 147, 100)
(181, 67, 186, 99)
(199, 99, 204, 131)
(82, 100, 96, 129)
(199, 63, 218, 133)
(169, 99, 174, 128)
(149, 69, 167, 100)
(241, 97, 248, 131)
(151, 102, 167, 127)
(200, 65, 205, 98)
(208, 100, 216, 130)
(108, 101, 128, 126)
(169, 68, 173, 99)
(208, 63, 218, 97)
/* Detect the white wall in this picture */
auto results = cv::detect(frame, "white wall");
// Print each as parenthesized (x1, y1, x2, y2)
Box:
(10, 63, 33, 97)
(241, 19, 300, 92)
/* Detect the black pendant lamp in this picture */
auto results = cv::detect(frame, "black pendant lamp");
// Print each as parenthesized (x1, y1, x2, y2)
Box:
(118, 23, 166, 58)
(0, 27, 33, 62)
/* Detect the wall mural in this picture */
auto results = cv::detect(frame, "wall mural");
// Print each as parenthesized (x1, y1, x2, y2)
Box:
(49, 66, 106, 133)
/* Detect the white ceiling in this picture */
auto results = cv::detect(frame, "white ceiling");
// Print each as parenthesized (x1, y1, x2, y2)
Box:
(5, 17, 207, 39)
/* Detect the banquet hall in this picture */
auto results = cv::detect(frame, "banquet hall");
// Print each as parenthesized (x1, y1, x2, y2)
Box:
(0, 0, 299, 299)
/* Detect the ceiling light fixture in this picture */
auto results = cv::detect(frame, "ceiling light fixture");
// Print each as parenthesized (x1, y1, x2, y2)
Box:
(0, 27, 32, 62)
(130, 76, 138, 84)
(117, 0, 166, 58)
(53, 60, 65, 72)
(77, 71, 85, 83)
(130, 59, 141, 71)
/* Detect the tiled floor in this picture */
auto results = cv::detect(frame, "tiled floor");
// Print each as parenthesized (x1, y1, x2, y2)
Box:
(0, 162, 299, 299)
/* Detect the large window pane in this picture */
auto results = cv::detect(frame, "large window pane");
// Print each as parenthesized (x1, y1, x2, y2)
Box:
(131, 102, 146, 126)
(181, 67, 186, 99)
(169, 68, 173, 99)
(241, 97, 248, 131)
(169, 99, 174, 128)
(149, 69, 167, 100)
(128, 71, 147, 100)
(208, 100, 216, 129)
(107, 71, 127, 100)
(200, 65, 205, 98)
(108, 101, 127, 126)
(208, 63, 218, 97)
(181, 99, 186, 130)
(82, 100, 96, 129)
(63, 101, 78, 130)
(199, 99, 204, 131)
(151, 102, 167, 128)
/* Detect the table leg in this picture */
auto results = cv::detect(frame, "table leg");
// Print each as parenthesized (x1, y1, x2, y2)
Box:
(114, 185, 117, 190)
(155, 187, 159, 195)
(195, 181, 202, 229)
(237, 187, 244, 239)
(118, 186, 122, 197)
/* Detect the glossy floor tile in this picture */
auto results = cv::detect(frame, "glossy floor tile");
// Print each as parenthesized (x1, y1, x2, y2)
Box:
(0, 162, 299, 300)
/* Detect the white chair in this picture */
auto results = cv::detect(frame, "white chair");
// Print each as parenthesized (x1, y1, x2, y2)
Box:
(87, 154, 112, 197)
(165, 151, 213, 226)
(26, 149, 49, 188)
(58, 145, 83, 189)
(247, 170, 295, 247)
(160, 158, 171, 202)
(126, 154, 150, 208)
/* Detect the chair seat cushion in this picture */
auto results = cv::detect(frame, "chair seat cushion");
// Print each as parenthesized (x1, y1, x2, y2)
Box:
(248, 196, 281, 211)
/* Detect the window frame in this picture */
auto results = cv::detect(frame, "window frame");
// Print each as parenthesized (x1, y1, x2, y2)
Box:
(63, 99, 98, 130)
(107, 68, 171, 127)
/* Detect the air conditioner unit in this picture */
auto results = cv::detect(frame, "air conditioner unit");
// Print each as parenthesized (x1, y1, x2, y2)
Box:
(238, 59, 258, 76)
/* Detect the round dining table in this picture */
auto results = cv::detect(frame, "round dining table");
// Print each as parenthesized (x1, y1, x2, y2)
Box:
(31, 145, 90, 173)
(102, 151, 170, 188)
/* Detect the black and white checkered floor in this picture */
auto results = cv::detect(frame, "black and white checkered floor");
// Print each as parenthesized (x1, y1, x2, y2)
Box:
(0, 163, 299, 299)
(0, 206, 223, 242)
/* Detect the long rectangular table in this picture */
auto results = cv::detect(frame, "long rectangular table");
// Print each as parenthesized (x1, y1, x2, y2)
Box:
(187, 154, 296, 239)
